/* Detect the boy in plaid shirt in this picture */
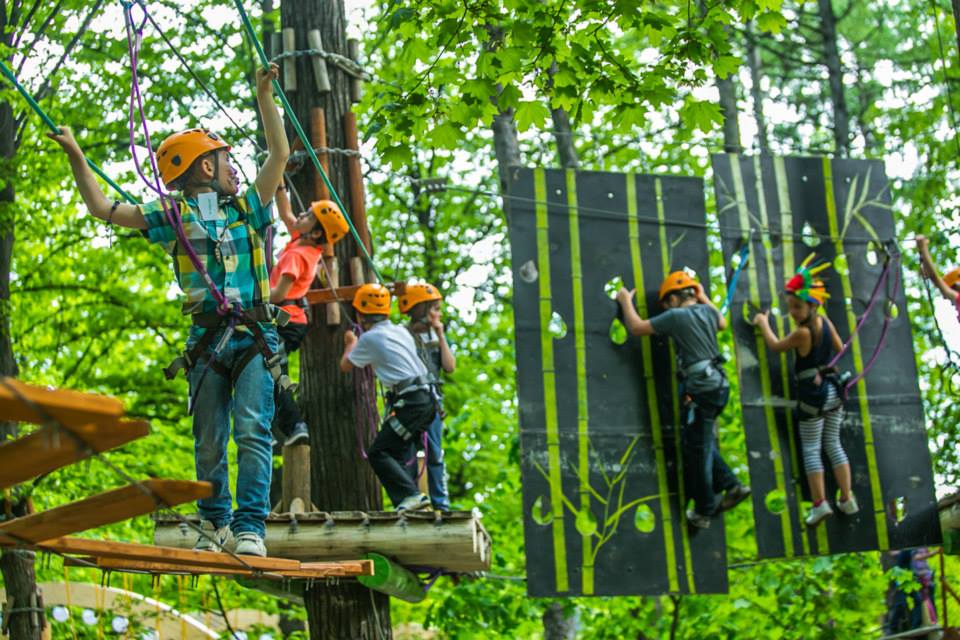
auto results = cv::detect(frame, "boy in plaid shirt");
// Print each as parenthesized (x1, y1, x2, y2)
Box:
(50, 64, 289, 557)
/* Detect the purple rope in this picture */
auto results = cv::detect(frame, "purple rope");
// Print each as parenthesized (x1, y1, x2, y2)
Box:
(843, 252, 901, 395)
(351, 323, 380, 460)
(123, 3, 230, 314)
(827, 252, 892, 369)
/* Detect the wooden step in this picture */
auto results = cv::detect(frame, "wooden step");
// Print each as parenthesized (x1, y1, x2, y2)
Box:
(70, 556, 374, 579)
(0, 480, 211, 544)
(33, 537, 301, 572)
(0, 377, 124, 428)
(0, 420, 150, 490)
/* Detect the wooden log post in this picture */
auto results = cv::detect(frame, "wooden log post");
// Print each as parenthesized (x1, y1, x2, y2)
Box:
(281, 444, 312, 514)
(325, 255, 341, 326)
(347, 39, 363, 104)
(344, 112, 371, 257)
(350, 256, 365, 287)
(282, 28, 297, 92)
(311, 107, 330, 200)
(307, 29, 332, 94)
(358, 553, 425, 603)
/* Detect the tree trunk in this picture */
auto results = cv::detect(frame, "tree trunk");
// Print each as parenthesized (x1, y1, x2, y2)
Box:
(745, 24, 770, 155)
(548, 63, 578, 169)
(952, 0, 960, 66)
(717, 74, 742, 154)
(486, 25, 522, 191)
(542, 602, 578, 640)
(817, 0, 850, 156)
(279, 1, 390, 637)
(0, 3, 38, 638)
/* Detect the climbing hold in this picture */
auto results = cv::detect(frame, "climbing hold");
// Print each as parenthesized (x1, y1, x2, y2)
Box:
(548, 311, 567, 339)
(634, 504, 656, 533)
(531, 495, 553, 525)
(609, 317, 628, 345)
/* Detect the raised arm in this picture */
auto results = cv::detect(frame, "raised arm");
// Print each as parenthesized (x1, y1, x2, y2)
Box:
(48, 127, 145, 230)
(435, 324, 456, 373)
(753, 311, 808, 354)
(696, 283, 727, 330)
(616, 287, 655, 337)
(269, 274, 295, 304)
(275, 181, 297, 235)
(917, 235, 959, 302)
(254, 63, 291, 206)
(340, 330, 357, 373)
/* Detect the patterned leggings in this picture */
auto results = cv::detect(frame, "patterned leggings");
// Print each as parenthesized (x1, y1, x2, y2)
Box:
(798, 382, 849, 474)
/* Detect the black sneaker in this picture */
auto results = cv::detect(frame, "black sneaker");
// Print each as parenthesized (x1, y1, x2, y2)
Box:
(719, 484, 752, 512)
(283, 423, 310, 447)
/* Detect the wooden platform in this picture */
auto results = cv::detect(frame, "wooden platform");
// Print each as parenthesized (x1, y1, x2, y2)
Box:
(154, 510, 492, 573)
(305, 281, 406, 305)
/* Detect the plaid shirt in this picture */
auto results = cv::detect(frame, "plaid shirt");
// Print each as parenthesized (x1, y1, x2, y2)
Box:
(140, 187, 274, 315)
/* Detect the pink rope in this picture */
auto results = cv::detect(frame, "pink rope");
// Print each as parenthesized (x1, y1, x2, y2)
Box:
(827, 249, 893, 369)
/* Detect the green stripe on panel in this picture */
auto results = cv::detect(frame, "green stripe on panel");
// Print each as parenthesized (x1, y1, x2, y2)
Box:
(535, 169, 570, 591)
(627, 173, 680, 592)
(820, 158, 889, 549)
(565, 170, 594, 595)
(729, 156, 795, 557)
(655, 178, 696, 593)
(771, 157, 813, 556)
(753, 157, 816, 557)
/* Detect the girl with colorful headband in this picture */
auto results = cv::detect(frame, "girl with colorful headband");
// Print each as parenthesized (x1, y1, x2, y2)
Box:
(753, 254, 859, 527)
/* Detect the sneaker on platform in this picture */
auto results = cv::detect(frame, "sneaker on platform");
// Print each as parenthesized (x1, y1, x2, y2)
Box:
(837, 493, 860, 515)
(284, 422, 310, 447)
(193, 520, 232, 553)
(805, 501, 833, 527)
(685, 508, 711, 529)
(719, 484, 752, 512)
(235, 532, 267, 557)
(397, 493, 431, 512)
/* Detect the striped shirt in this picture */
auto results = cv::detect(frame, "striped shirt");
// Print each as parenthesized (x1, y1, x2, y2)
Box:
(140, 187, 274, 315)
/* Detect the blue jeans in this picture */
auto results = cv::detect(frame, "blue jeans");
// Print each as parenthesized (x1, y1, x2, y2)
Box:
(187, 324, 277, 537)
(684, 383, 738, 516)
(424, 413, 450, 510)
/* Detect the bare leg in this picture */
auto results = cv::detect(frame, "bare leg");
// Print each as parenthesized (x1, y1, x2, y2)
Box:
(832, 463, 852, 502)
(807, 471, 826, 503)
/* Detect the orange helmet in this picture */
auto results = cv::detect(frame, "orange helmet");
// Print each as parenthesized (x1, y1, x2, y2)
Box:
(309, 200, 350, 245)
(156, 129, 230, 188)
(659, 271, 698, 301)
(945, 267, 960, 290)
(398, 283, 442, 314)
(353, 283, 391, 315)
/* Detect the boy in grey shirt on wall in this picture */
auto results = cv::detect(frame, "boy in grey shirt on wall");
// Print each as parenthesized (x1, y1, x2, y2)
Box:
(616, 271, 750, 529)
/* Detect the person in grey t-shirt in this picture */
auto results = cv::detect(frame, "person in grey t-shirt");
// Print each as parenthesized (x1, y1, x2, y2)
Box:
(341, 283, 436, 512)
(616, 270, 750, 529)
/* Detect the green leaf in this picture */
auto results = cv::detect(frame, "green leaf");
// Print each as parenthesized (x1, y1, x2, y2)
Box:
(714, 55, 742, 79)
(680, 98, 724, 133)
(756, 11, 787, 33)
(427, 122, 462, 149)
(575, 509, 598, 536)
(514, 100, 550, 132)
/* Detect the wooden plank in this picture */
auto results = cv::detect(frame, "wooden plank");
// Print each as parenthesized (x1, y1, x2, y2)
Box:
(31, 537, 300, 572)
(0, 419, 150, 490)
(0, 480, 211, 544)
(0, 377, 124, 428)
(311, 107, 330, 200)
(73, 557, 374, 579)
(305, 282, 406, 306)
(344, 111, 371, 255)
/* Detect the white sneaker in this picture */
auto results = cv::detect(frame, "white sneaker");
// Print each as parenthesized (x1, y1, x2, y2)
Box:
(837, 494, 860, 515)
(234, 532, 267, 557)
(805, 501, 833, 527)
(685, 508, 711, 529)
(397, 493, 431, 512)
(193, 520, 232, 553)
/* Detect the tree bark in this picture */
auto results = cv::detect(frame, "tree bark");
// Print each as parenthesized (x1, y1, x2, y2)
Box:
(548, 63, 578, 169)
(745, 24, 770, 155)
(817, 0, 850, 156)
(542, 602, 578, 640)
(279, 1, 391, 637)
(716, 74, 742, 154)
(0, 3, 38, 638)
(486, 25, 522, 192)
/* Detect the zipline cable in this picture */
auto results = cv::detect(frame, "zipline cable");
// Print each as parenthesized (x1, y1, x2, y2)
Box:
(0, 61, 137, 204)
(232, 0, 383, 283)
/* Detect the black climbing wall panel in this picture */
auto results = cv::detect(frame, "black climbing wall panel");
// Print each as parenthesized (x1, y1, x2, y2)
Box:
(508, 167, 729, 597)
(711, 154, 940, 559)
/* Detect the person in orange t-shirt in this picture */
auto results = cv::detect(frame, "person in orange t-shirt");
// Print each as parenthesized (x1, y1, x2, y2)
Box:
(269, 187, 350, 445)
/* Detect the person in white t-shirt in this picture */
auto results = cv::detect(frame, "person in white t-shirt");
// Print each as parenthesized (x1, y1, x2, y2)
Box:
(340, 284, 437, 511)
